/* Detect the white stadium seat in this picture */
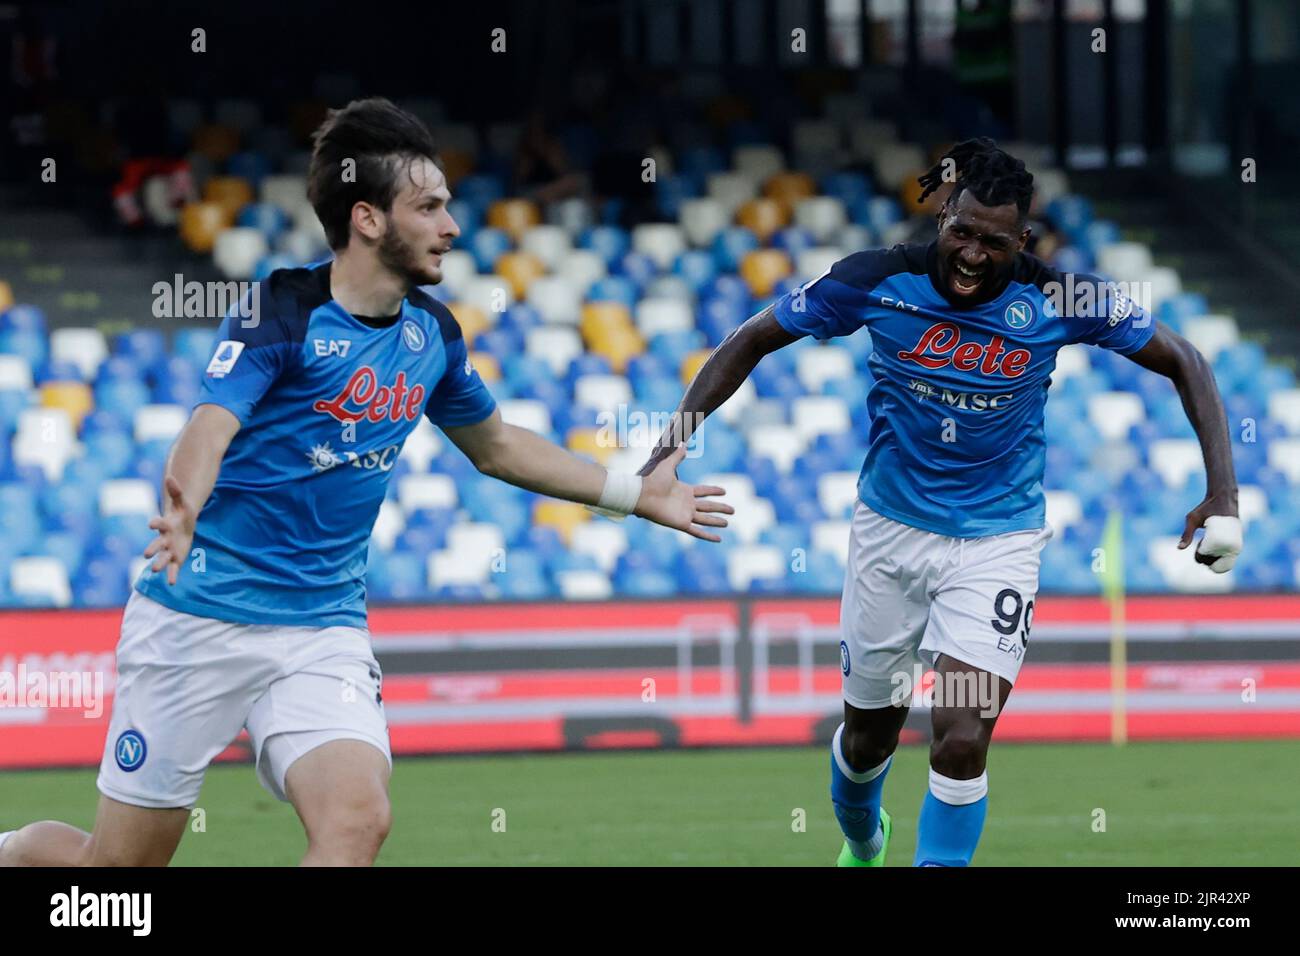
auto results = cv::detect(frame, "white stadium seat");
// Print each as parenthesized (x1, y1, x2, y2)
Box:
(399, 418, 443, 472)
(1267, 389, 1300, 434)
(397, 474, 458, 512)
(438, 250, 480, 292)
(520, 225, 572, 271)
(643, 276, 694, 302)
(1238, 484, 1268, 527)
(546, 197, 596, 236)
(680, 198, 729, 247)
(0, 354, 35, 390)
(794, 198, 847, 243)
(498, 399, 553, 436)
(1149, 438, 1204, 488)
(99, 478, 157, 517)
(792, 396, 851, 440)
(49, 329, 109, 382)
(748, 425, 808, 474)
(574, 374, 632, 412)
(795, 345, 854, 392)
(631, 223, 687, 270)
(555, 568, 614, 600)
(1148, 535, 1234, 594)
(1052, 343, 1090, 382)
(812, 520, 851, 566)
(525, 326, 583, 375)
(133, 404, 187, 444)
(872, 143, 926, 190)
(635, 298, 694, 338)
(717, 379, 757, 425)
(1267, 438, 1300, 484)
(555, 249, 607, 292)
(1044, 490, 1083, 535)
(706, 172, 759, 214)
(14, 409, 77, 482)
(462, 274, 515, 317)
(213, 227, 268, 280)
(10, 557, 73, 608)
(260, 174, 308, 211)
(733, 145, 784, 181)
(794, 247, 842, 283)
(570, 522, 629, 574)
(726, 544, 784, 590)
(526, 275, 581, 324)
(817, 472, 860, 521)
(1087, 392, 1145, 441)
(371, 499, 406, 552)
(1183, 315, 1239, 363)
(1096, 242, 1153, 282)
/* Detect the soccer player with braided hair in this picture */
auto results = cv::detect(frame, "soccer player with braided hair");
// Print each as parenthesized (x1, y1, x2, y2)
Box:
(639, 137, 1241, 866)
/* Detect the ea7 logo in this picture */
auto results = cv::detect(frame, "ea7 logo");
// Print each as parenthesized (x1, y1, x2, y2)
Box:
(314, 339, 352, 358)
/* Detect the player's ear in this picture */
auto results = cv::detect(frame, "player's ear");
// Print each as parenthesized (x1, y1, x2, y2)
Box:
(350, 200, 384, 243)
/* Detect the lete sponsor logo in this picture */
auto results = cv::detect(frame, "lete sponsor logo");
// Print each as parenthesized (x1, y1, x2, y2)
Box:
(896, 322, 1031, 378)
(312, 367, 426, 423)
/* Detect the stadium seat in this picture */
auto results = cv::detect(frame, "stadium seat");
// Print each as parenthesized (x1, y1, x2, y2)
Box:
(1087, 392, 1146, 442)
(10, 556, 73, 607)
(794, 345, 854, 392)
(13, 408, 77, 481)
(1267, 389, 1300, 435)
(398, 474, 458, 512)
(213, 227, 269, 279)
(1183, 315, 1240, 363)
(739, 249, 792, 297)
(495, 252, 546, 298)
(487, 199, 541, 241)
(526, 276, 582, 325)
(735, 198, 787, 242)
(726, 544, 784, 590)
(680, 198, 729, 247)
(632, 224, 687, 270)
(98, 479, 156, 517)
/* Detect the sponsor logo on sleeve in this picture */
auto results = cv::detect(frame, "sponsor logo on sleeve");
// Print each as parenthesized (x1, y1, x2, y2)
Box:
(205, 340, 245, 378)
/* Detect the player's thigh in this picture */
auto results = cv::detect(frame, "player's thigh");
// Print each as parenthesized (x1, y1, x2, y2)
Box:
(97, 592, 274, 814)
(282, 737, 392, 841)
(839, 501, 936, 709)
(921, 525, 1052, 703)
(244, 625, 392, 821)
(83, 794, 190, 867)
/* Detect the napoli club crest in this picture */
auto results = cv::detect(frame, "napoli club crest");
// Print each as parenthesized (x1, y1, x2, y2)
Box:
(1004, 299, 1034, 331)
(840, 640, 851, 676)
(115, 729, 147, 772)
(401, 319, 426, 353)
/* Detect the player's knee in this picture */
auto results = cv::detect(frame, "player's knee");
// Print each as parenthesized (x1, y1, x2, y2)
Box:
(308, 791, 391, 861)
(929, 723, 989, 778)
(840, 725, 896, 773)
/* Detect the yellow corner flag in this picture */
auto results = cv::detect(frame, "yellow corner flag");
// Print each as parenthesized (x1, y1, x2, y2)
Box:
(1100, 510, 1127, 745)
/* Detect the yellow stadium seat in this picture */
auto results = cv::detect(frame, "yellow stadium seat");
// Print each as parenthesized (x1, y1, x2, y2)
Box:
(566, 426, 618, 466)
(438, 149, 475, 186)
(533, 499, 591, 544)
(0, 281, 13, 312)
(739, 249, 793, 298)
(900, 170, 943, 215)
(735, 198, 788, 242)
(179, 202, 231, 253)
(447, 303, 491, 346)
(191, 124, 240, 164)
(203, 176, 255, 220)
(467, 351, 500, 383)
(588, 327, 645, 373)
(579, 302, 634, 344)
(680, 348, 714, 385)
(40, 382, 93, 430)
(495, 251, 546, 298)
(763, 172, 816, 213)
(487, 199, 541, 241)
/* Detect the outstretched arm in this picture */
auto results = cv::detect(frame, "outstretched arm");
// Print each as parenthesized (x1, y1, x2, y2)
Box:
(144, 403, 241, 584)
(443, 410, 733, 542)
(637, 304, 799, 476)
(1125, 321, 1241, 569)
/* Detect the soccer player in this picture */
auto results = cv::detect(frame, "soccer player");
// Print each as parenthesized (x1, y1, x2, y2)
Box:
(0, 98, 732, 867)
(637, 138, 1242, 866)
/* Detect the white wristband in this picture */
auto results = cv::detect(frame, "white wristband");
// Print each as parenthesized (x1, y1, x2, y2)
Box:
(1197, 515, 1243, 573)
(586, 471, 643, 521)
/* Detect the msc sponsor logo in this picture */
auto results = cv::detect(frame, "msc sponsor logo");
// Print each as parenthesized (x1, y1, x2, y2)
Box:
(897, 322, 1031, 378)
(306, 440, 401, 474)
(312, 367, 426, 424)
(907, 378, 1013, 411)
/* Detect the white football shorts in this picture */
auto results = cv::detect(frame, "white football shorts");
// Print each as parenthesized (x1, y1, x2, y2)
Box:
(97, 591, 391, 810)
(838, 500, 1053, 709)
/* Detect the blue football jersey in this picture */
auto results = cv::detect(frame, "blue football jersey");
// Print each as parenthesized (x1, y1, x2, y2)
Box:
(772, 241, 1155, 537)
(135, 261, 496, 627)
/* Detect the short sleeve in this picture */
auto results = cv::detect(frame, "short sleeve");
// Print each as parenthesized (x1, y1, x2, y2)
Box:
(196, 307, 295, 424)
(1066, 273, 1157, 355)
(772, 252, 882, 340)
(425, 327, 497, 428)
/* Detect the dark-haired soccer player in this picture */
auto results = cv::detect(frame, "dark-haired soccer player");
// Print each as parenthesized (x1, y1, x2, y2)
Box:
(0, 98, 731, 867)
(639, 138, 1241, 866)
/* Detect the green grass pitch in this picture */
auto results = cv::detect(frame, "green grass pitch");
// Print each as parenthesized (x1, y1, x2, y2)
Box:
(1, 740, 1295, 865)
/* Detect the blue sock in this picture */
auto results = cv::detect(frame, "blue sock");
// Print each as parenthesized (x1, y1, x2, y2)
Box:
(829, 722, 892, 861)
(913, 768, 989, 867)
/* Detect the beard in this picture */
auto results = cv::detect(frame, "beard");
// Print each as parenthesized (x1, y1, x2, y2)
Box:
(377, 220, 441, 287)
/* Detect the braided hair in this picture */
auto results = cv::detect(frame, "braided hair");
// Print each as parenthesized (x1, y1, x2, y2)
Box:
(917, 137, 1034, 221)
